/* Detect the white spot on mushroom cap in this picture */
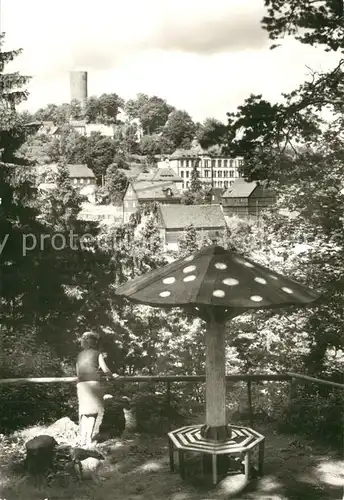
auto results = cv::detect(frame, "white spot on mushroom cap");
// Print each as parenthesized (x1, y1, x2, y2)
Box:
(159, 291, 171, 298)
(213, 290, 225, 298)
(163, 277, 175, 285)
(183, 275, 196, 282)
(215, 262, 227, 270)
(254, 277, 267, 285)
(184, 255, 194, 262)
(281, 287, 293, 294)
(223, 278, 239, 286)
(244, 262, 254, 268)
(250, 295, 263, 302)
(269, 274, 279, 280)
(183, 265, 196, 273)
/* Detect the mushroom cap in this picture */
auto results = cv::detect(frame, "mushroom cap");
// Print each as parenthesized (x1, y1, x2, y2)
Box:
(115, 245, 320, 310)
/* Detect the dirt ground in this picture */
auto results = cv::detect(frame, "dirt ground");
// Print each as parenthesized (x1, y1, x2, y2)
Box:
(0, 421, 342, 500)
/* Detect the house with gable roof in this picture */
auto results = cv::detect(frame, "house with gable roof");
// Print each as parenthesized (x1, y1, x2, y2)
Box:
(221, 178, 276, 218)
(157, 204, 226, 251)
(122, 180, 182, 223)
(37, 163, 97, 203)
(135, 166, 183, 184)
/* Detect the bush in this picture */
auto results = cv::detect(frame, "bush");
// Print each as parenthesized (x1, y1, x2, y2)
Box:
(278, 384, 343, 446)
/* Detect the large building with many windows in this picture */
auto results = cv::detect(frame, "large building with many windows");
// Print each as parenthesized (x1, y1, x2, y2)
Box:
(159, 143, 244, 191)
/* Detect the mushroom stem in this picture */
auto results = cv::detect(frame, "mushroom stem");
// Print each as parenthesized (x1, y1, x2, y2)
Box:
(202, 307, 231, 439)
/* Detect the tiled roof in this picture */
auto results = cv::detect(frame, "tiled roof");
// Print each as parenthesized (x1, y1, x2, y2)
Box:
(67, 164, 95, 178)
(222, 179, 257, 198)
(158, 204, 226, 229)
(36, 163, 95, 178)
(170, 148, 200, 159)
(70, 120, 87, 126)
(136, 167, 182, 183)
(152, 167, 183, 182)
(132, 181, 182, 200)
(135, 172, 154, 181)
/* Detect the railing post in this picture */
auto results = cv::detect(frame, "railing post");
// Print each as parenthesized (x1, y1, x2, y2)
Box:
(247, 380, 253, 427)
(166, 381, 171, 430)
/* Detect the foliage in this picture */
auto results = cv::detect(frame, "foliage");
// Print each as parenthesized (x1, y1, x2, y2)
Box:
(190, 162, 202, 193)
(279, 384, 343, 445)
(177, 224, 201, 257)
(139, 134, 175, 156)
(97, 164, 128, 205)
(37, 163, 85, 230)
(125, 93, 175, 134)
(34, 93, 124, 126)
(113, 121, 140, 155)
(196, 117, 227, 149)
(162, 110, 196, 149)
(45, 126, 87, 164)
(181, 163, 210, 205)
(262, 0, 344, 52)
(84, 133, 117, 181)
(43, 127, 122, 182)
(85, 93, 124, 125)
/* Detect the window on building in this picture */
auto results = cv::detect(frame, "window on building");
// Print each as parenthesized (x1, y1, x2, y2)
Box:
(186, 171, 189, 178)
(80, 178, 84, 184)
(229, 180, 234, 186)
(211, 160, 216, 168)
(204, 160, 209, 168)
(218, 181, 223, 187)
(238, 159, 244, 166)
(224, 159, 228, 167)
(217, 159, 222, 168)
(180, 160, 184, 167)
(73, 179, 78, 184)
(186, 181, 189, 188)
(224, 181, 228, 188)
(229, 170, 234, 178)
(218, 171, 222, 178)
(224, 171, 228, 177)
(204, 170, 209, 177)
(186, 160, 190, 167)
(181, 171, 184, 177)
(230, 160, 234, 167)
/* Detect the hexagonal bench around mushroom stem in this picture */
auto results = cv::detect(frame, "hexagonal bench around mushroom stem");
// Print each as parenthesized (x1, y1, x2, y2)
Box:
(115, 245, 321, 471)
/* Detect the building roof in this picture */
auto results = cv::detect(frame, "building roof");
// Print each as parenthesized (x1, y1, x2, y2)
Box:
(132, 181, 182, 200)
(208, 187, 225, 204)
(170, 148, 200, 159)
(70, 120, 87, 127)
(158, 204, 226, 230)
(36, 163, 95, 178)
(67, 164, 95, 178)
(85, 123, 115, 137)
(169, 143, 240, 160)
(221, 179, 257, 198)
(136, 167, 183, 183)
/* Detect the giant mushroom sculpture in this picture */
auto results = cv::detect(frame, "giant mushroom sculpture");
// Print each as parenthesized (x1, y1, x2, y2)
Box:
(115, 245, 320, 441)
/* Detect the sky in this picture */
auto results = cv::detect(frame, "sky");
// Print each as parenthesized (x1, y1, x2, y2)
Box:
(1, 0, 341, 122)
